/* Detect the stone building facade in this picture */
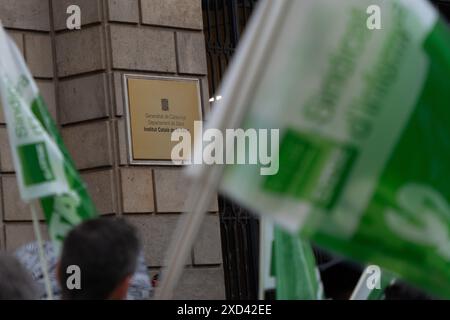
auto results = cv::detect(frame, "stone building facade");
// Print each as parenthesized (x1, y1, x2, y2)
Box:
(0, 0, 224, 299)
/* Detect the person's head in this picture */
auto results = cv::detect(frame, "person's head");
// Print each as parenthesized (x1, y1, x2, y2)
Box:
(0, 253, 37, 300)
(58, 217, 140, 300)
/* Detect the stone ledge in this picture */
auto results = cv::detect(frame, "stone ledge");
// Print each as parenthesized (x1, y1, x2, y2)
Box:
(0, 0, 50, 31)
(109, 25, 176, 73)
(140, 0, 203, 30)
(120, 168, 155, 214)
(62, 121, 113, 170)
(56, 26, 106, 77)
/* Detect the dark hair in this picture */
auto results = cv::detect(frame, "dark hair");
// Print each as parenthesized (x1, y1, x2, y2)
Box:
(59, 217, 140, 300)
(0, 254, 37, 300)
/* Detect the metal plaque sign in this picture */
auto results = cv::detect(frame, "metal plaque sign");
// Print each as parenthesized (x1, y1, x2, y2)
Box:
(124, 75, 203, 165)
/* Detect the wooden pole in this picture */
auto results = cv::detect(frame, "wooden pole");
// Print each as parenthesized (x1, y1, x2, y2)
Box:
(30, 201, 54, 300)
(155, 0, 289, 299)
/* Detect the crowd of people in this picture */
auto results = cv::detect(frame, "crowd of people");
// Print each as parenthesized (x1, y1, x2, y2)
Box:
(0, 218, 153, 300)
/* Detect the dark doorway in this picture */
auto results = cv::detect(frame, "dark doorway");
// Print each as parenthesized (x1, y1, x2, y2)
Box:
(202, 0, 259, 300)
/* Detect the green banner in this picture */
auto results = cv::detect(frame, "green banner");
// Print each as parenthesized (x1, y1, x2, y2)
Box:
(219, 0, 450, 297)
(274, 227, 323, 300)
(0, 24, 97, 249)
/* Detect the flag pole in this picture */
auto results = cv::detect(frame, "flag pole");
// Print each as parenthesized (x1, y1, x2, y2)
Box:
(155, 0, 288, 299)
(258, 217, 275, 300)
(258, 218, 267, 300)
(30, 201, 54, 300)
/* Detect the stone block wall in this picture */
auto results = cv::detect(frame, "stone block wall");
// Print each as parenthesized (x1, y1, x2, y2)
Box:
(0, 0, 224, 299)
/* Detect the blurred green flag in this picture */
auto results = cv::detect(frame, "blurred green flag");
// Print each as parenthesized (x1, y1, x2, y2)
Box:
(273, 227, 323, 300)
(214, 0, 450, 298)
(0, 24, 97, 249)
(259, 218, 276, 298)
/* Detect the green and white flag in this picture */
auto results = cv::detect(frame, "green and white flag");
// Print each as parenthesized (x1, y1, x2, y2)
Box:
(259, 218, 323, 300)
(214, 0, 450, 297)
(0, 24, 97, 249)
(273, 227, 323, 300)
